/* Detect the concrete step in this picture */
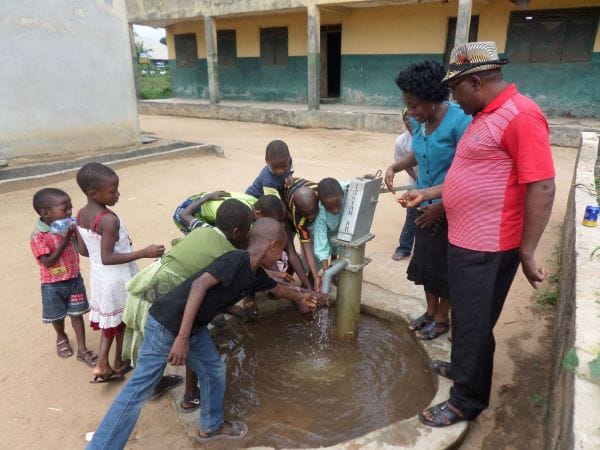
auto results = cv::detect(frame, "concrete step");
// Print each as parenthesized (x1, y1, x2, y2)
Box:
(139, 99, 600, 148)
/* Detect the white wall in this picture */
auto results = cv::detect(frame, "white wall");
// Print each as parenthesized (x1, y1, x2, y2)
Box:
(0, 0, 140, 159)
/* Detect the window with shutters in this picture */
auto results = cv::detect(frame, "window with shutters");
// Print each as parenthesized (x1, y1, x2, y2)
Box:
(506, 8, 599, 63)
(174, 34, 198, 68)
(260, 27, 288, 66)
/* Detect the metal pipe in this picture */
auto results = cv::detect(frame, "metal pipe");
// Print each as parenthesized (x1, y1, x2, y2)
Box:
(331, 244, 366, 343)
(321, 258, 348, 294)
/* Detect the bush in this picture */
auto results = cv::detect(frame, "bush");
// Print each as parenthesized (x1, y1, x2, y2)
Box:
(139, 73, 172, 99)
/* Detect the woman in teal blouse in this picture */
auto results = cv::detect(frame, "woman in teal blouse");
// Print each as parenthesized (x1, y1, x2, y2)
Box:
(385, 60, 471, 340)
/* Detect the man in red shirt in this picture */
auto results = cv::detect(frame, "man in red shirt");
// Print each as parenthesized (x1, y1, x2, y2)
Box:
(401, 42, 555, 427)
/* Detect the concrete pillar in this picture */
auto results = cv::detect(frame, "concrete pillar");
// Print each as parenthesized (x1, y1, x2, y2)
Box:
(128, 23, 140, 99)
(454, 0, 473, 47)
(307, 4, 321, 111)
(204, 15, 220, 105)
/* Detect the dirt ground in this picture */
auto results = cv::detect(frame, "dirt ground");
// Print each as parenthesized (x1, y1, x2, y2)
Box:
(0, 115, 575, 449)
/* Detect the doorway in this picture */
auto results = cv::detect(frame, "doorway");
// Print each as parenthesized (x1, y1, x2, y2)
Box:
(320, 25, 341, 100)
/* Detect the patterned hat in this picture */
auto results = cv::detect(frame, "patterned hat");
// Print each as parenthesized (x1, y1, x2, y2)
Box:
(443, 41, 508, 82)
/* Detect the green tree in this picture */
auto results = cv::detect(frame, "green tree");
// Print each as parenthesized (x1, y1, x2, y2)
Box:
(135, 41, 152, 63)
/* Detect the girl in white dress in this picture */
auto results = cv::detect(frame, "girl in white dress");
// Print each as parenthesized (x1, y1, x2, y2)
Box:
(76, 163, 164, 382)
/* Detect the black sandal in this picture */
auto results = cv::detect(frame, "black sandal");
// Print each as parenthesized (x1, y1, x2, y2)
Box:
(408, 313, 433, 331)
(429, 360, 454, 380)
(419, 401, 466, 427)
(416, 320, 450, 340)
(150, 374, 183, 400)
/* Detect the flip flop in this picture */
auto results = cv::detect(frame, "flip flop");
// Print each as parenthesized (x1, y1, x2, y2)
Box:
(90, 372, 124, 384)
(150, 374, 183, 400)
(197, 420, 248, 443)
(408, 313, 433, 331)
(181, 394, 200, 413)
(115, 365, 133, 376)
(227, 305, 247, 318)
(416, 320, 450, 340)
(56, 338, 73, 358)
(243, 301, 259, 320)
(429, 360, 454, 380)
(211, 314, 227, 328)
(418, 401, 466, 428)
(77, 350, 98, 368)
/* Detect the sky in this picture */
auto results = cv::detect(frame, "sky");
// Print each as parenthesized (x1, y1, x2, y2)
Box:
(133, 24, 166, 42)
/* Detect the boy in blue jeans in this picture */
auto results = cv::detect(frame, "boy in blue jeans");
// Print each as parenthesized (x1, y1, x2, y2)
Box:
(88, 218, 322, 448)
(30, 188, 97, 367)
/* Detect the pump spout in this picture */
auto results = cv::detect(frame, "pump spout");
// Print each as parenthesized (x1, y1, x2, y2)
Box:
(321, 258, 348, 294)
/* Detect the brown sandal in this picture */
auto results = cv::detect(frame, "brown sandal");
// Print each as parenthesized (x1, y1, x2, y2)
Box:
(77, 350, 98, 367)
(56, 338, 73, 358)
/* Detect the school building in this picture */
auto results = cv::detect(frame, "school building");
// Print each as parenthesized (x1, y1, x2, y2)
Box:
(127, 0, 600, 118)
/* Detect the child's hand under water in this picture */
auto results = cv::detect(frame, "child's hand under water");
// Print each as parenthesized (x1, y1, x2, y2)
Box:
(298, 292, 318, 312)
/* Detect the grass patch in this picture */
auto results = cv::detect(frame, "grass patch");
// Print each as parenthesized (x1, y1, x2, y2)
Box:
(536, 289, 557, 308)
(139, 74, 172, 99)
(532, 392, 545, 408)
(535, 245, 561, 310)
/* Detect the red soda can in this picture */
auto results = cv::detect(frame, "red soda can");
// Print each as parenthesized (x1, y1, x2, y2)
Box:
(582, 205, 599, 227)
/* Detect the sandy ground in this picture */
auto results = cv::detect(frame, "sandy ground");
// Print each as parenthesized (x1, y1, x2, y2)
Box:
(0, 115, 575, 449)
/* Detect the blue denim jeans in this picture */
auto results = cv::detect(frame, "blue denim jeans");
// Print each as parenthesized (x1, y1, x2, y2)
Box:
(396, 207, 418, 256)
(88, 315, 226, 450)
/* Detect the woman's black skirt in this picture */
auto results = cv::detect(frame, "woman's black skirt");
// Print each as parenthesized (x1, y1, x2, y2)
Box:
(406, 214, 450, 299)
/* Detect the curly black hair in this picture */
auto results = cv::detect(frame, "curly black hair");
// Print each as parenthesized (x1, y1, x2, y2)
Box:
(394, 60, 449, 103)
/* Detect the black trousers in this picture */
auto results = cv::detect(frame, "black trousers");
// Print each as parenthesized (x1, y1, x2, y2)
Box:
(447, 244, 520, 419)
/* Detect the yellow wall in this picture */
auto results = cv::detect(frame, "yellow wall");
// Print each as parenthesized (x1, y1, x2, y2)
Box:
(474, 0, 600, 52)
(167, 22, 206, 58)
(165, 0, 600, 59)
(341, 3, 456, 54)
(341, 0, 600, 55)
(216, 12, 308, 57)
(167, 12, 308, 59)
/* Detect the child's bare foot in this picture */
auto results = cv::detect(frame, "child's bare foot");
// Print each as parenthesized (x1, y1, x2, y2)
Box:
(93, 362, 115, 379)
